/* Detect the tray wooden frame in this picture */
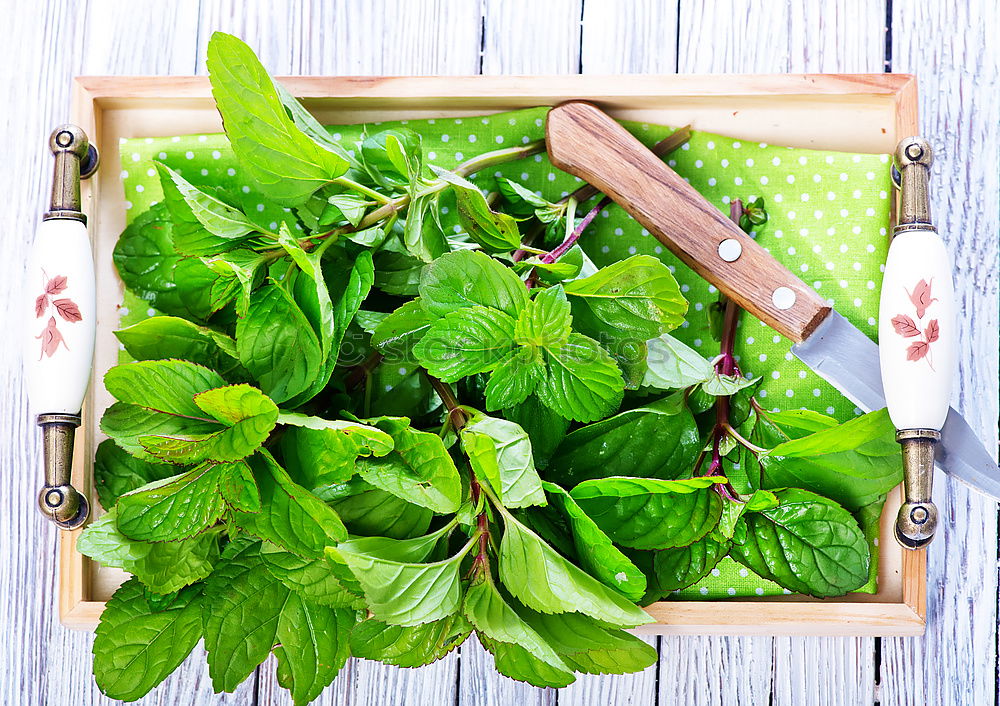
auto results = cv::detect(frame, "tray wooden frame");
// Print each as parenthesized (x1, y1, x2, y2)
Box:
(61, 73, 923, 636)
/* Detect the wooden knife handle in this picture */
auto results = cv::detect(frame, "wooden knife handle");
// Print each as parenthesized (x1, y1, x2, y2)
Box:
(546, 101, 830, 343)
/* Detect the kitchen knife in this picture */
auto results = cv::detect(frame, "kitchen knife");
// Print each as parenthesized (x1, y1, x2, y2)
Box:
(23, 125, 99, 529)
(545, 101, 1000, 499)
(878, 137, 954, 548)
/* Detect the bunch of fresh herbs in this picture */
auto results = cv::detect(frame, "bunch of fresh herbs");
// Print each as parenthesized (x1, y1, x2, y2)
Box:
(80, 32, 901, 703)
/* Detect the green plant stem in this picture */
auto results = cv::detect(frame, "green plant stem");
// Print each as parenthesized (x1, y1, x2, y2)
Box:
(425, 375, 493, 576)
(331, 176, 392, 204)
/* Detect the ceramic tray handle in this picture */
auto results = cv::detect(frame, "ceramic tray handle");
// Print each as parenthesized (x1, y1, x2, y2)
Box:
(24, 125, 99, 529)
(878, 137, 954, 548)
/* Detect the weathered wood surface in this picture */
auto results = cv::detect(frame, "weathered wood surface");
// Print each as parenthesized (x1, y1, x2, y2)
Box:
(2, 1, 996, 704)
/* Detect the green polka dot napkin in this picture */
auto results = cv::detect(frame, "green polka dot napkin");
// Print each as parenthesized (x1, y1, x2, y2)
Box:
(117, 107, 893, 599)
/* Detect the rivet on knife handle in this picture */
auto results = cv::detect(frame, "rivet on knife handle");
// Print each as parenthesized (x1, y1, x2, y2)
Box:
(879, 137, 954, 549)
(545, 101, 831, 344)
(23, 125, 99, 530)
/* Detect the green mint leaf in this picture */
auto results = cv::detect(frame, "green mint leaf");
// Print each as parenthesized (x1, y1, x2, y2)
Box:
(203, 540, 352, 701)
(569, 476, 725, 550)
(272, 595, 355, 705)
(114, 317, 243, 378)
(272, 81, 352, 158)
(497, 177, 553, 214)
(651, 534, 731, 594)
(204, 249, 268, 316)
(283, 249, 375, 409)
(461, 413, 545, 508)
(640, 334, 715, 390)
(283, 248, 376, 406)
(564, 255, 687, 345)
(498, 512, 652, 628)
(116, 462, 238, 541)
(112, 203, 217, 320)
(203, 541, 285, 691)
(513, 246, 585, 285)
(105, 359, 226, 419)
(534, 332, 625, 423)
(414, 305, 516, 382)
(93, 439, 177, 509)
(764, 408, 840, 436)
(403, 192, 450, 263)
(547, 393, 700, 486)
(337, 533, 476, 626)
(236, 283, 323, 403)
(360, 128, 422, 191)
(100, 402, 220, 462)
(279, 223, 335, 351)
(322, 478, 433, 540)
(234, 452, 347, 558)
(77, 511, 220, 593)
(156, 162, 258, 244)
(206, 32, 349, 205)
(355, 417, 462, 514)
(260, 543, 364, 608)
(335, 520, 455, 565)
(701, 372, 762, 396)
(92, 578, 203, 701)
(759, 408, 901, 511)
(478, 636, 576, 688)
(716, 489, 779, 540)
(514, 285, 572, 348)
(103, 361, 278, 464)
(219, 458, 262, 512)
(541, 482, 646, 601)
(345, 225, 389, 249)
(503, 396, 570, 467)
(374, 246, 426, 296)
(419, 250, 529, 319)
(463, 574, 572, 675)
(371, 298, 432, 358)
(349, 616, 471, 668)
(521, 609, 657, 676)
(138, 384, 279, 464)
(729, 488, 870, 597)
(434, 168, 522, 253)
(277, 412, 393, 488)
(484, 347, 543, 411)
(324, 193, 368, 227)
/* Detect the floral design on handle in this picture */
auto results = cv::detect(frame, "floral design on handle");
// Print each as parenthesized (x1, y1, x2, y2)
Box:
(34, 271, 81, 359)
(892, 278, 938, 370)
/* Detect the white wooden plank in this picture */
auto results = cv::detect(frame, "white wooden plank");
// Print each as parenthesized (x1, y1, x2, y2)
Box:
(658, 636, 774, 705)
(81, 0, 200, 74)
(678, 0, 885, 73)
(581, 0, 680, 74)
(882, 1, 1000, 704)
(481, 0, 582, 74)
(195, 0, 483, 75)
(771, 637, 876, 706)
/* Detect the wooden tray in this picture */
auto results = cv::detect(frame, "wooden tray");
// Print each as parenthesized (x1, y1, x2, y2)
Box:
(63, 73, 924, 636)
